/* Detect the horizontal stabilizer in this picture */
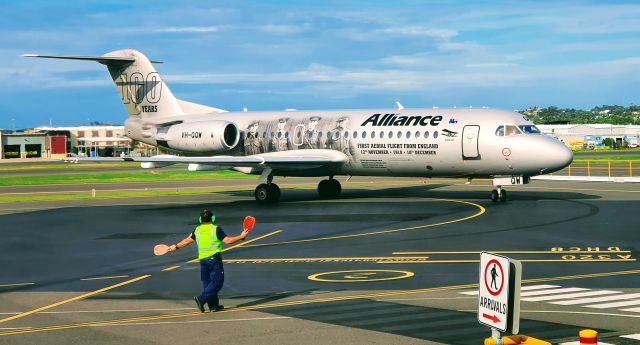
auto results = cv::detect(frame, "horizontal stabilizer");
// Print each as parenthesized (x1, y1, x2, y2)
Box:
(22, 54, 162, 65)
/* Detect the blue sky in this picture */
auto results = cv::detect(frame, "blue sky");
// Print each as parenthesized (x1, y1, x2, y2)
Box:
(1, 0, 639, 128)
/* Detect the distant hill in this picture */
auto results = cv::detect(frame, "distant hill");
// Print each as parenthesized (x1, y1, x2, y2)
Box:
(521, 106, 640, 125)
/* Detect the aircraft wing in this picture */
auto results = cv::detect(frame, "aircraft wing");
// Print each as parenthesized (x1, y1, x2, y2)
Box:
(65, 149, 349, 171)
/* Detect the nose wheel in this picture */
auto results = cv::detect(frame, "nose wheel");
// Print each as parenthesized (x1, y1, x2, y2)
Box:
(491, 187, 507, 202)
(318, 178, 341, 198)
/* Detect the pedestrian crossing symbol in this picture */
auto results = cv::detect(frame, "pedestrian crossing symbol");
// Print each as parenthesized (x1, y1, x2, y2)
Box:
(485, 259, 504, 296)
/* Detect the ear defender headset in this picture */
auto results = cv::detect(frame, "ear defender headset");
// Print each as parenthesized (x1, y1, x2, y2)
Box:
(198, 209, 215, 224)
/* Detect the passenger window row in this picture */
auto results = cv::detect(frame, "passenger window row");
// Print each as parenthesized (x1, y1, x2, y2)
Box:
(256, 131, 440, 140)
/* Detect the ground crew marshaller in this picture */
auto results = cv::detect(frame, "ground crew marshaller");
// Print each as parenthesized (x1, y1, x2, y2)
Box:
(168, 209, 249, 312)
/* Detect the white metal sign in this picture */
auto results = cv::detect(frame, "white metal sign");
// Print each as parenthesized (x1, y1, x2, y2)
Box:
(478, 252, 521, 333)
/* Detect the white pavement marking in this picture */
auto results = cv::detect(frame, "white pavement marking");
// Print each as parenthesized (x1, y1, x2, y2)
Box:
(522, 290, 622, 302)
(552, 293, 640, 305)
(378, 297, 476, 301)
(85, 316, 291, 328)
(621, 334, 640, 340)
(0, 282, 35, 288)
(0, 307, 198, 315)
(584, 299, 640, 309)
(558, 341, 615, 345)
(520, 287, 588, 297)
(459, 309, 640, 318)
(459, 291, 478, 296)
(621, 307, 640, 313)
(520, 284, 561, 291)
(0, 327, 33, 330)
(459, 284, 562, 296)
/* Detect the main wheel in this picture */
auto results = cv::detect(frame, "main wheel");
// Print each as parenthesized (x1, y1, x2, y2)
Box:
(255, 183, 280, 203)
(328, 179, 341, 197)
(499, 189, 507, 202)
(491, 189, 499, 202)
(317, 179, 331, 198)
(255, 184, 271, 203)
(268, 183, 281, 202)
(317, 179, 342, 198)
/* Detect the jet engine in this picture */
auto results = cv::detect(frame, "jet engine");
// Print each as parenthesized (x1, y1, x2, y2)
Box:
(155, 121, 240, 153)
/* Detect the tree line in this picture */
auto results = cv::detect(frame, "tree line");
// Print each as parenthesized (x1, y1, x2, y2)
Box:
(520, 105, 640, 125)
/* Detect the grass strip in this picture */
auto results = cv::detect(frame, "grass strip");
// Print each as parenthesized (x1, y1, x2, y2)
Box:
(0, 187, 250, 203)
(0, 185, 318, 203)
(572, 156, 640, 161)
(0, 162, 138, 172)
(0, 170, 252, 186)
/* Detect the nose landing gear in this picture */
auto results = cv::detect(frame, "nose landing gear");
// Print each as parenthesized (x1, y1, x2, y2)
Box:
(491, 186, 507, 202)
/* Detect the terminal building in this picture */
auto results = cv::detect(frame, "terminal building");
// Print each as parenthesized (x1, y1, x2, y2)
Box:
(1, 125, 132, 160)
(0, 132, 48, 159)
(34, 125, 132, 157)
(538, 124, 640, 150)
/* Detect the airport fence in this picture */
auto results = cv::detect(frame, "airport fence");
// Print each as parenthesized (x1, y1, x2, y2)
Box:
(552, 160, 639, 177)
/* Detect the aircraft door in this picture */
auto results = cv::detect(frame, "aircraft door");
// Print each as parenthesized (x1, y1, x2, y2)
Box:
(462, 125, 480, 159)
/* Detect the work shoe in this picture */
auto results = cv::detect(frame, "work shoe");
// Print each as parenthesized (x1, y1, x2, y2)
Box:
(194, 297, 205, 313)
(210, 305, 225, 312)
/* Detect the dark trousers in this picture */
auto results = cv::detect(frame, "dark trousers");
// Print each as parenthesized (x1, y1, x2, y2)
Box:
(198, 254, 224, 308)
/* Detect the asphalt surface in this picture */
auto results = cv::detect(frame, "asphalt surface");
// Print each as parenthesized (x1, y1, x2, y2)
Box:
(0, 176, 639, 344)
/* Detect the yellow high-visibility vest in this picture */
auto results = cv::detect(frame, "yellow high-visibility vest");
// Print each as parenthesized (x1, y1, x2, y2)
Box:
(194, 224, 222, 260)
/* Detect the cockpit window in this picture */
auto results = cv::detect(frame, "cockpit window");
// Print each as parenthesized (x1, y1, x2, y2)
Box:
(495, 126, 504, 136)
(505, 125, 522, 136)
(518, 125, 541, 134)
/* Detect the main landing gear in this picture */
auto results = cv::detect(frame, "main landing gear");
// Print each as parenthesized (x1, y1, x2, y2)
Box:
(254, 173, 280, 203)
(317, 177, 341, 198)
(253, 174, 342, 203)
(491, 186, 507, 202)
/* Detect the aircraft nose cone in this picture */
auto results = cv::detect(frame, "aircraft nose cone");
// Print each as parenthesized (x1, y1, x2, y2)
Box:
(548, 141, 573, 172)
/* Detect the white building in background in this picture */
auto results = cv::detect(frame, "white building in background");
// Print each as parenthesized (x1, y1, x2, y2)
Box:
(34, 125, 132, 157)
(538, 124, 640, 149)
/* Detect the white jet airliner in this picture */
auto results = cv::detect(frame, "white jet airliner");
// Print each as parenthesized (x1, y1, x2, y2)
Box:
(25, 49, 573, 203)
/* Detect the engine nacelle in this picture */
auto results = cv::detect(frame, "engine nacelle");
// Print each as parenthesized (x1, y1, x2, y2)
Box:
(155, 121, 240, 153)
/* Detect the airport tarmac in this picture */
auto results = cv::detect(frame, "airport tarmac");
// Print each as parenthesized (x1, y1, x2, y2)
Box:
(0, 176, 639, 344)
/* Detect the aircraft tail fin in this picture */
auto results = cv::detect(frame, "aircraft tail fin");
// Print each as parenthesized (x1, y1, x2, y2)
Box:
(24, 49, 225, 121)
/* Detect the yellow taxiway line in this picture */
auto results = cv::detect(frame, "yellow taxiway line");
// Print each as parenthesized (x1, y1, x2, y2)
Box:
(377, 259, 636, 264)
(79, 275, 130, 281)
(240, 198, 485, 249)
(0, 275, 151, 324)
(393, 250, 632, 255)
(187, 230, 283, 264)
(161, 266, 180, 272)
(0, 229, 282, 326)
(2, 269, 640, 337)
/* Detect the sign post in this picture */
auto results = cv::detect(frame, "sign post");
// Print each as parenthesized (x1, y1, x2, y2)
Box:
(478, 252, 522, 339)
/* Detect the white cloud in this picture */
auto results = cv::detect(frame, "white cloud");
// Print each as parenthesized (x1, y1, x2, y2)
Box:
(464, 63, 517, 68)
(374, 27, 458, 39)
(157, 26, 219, 33)
(257, 24, 310, 34)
